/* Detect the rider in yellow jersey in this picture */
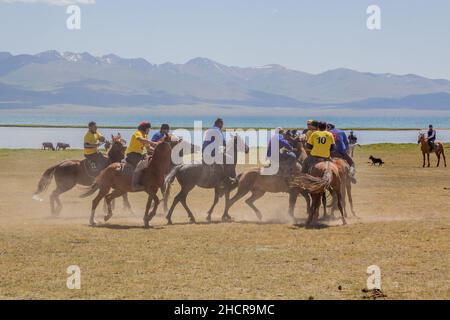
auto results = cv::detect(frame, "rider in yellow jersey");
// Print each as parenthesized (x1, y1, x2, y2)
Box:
(126, 121, 158, 191)
(83, 121, 107, 170)
(302, 121, 335, 173)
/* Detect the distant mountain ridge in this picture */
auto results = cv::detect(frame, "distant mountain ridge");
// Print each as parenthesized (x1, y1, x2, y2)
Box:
(0, 50, 449, 110)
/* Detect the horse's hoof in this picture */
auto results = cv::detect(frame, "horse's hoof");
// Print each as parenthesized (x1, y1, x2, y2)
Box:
(166, 219, 173, 225)
(89, 220, 98, 226)
(189, 218, 196, 224)
(104, 214, 112, 222)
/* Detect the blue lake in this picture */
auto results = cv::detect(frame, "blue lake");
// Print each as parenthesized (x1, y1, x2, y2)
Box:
(1, 127, 449, 149)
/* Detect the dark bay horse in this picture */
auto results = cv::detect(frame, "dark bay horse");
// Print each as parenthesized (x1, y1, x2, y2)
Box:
(33, 135, 131, 215)
(80, 136, 176, 227)
(164, 135, 249, 224)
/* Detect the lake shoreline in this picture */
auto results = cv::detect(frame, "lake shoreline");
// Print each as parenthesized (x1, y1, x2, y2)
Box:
(1, 123, 448, 131)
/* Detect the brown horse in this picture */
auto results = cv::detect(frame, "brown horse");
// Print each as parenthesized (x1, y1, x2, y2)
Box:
(291, 160, 346, 227)
(224, 134, 310, 222)
(33, 135, 130, 216)
(418, 132, 446, 167)
(327, 158, 356, 218)
(80, 135, 176, 227)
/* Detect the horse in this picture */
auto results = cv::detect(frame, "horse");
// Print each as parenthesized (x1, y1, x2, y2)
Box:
(223, 134, 311, 223)
(56, 142, 70, 151)
(327, 158, 356, 218)
(80, 135, 177, 227)
(42, 142, 55, 151)
(164, 134, 249, 225)
(291, 160, 346, 227)
(417, 132, 447, 167)
(33, 135, 131, 216)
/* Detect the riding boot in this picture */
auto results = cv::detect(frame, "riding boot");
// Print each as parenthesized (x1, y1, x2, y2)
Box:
(131, 160, 146, 192)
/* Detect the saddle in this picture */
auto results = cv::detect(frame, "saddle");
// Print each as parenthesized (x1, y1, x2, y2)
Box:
(198, 164, 226, 189)
(82, 157, 109, 177)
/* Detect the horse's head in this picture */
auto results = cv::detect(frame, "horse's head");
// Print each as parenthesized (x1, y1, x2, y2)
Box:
(108, 133, 127, 161)
(417, 131, 425, 144)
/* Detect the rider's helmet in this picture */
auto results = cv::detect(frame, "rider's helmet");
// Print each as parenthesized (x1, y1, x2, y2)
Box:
(429, 124, 433, 129)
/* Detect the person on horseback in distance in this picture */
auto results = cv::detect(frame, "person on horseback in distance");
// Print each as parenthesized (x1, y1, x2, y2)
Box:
(83, 121, 107, 170)
(426, 124, 437, 151)
(127, 121, 158, 191)
(302, 121, 336, 173)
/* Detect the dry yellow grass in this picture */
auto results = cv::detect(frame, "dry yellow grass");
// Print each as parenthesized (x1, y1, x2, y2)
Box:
(0, 145, 449, 299)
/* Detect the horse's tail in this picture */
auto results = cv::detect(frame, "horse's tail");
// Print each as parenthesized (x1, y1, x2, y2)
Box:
(79, 183, 99, 198)
(32, 164, 59, 201)
(163, 165, 182, 211)
(290, 163, 333, 193)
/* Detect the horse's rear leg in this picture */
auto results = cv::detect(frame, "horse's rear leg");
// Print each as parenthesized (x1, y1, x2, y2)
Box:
(288, 189, 299, 223)
(347, 180, 357, 217)
(104, 189, 125, 222)
(321, 192, 328, 217)
(307, 194, 321, 227)
(244, 189, 265, 221)
(166, 185, 194, 225)
(437, 152, 441, 167)
(336, 192, 347, 226)
(90, 186, 110, 226)
(206, 187, 220, 222)
(49, 180, 76, 216)
(299, 189, 311, 216)
(224, 181, 254, 219)
(179, 193, 196, 224)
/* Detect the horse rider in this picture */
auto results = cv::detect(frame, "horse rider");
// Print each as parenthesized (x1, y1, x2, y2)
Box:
(126, 121, 158, 191)
(302, 121, 335, 173)
(426, 124, 437, 151)
(348, 130, 357, 145)
(83, 121, 107, 170)
(267, 127, 297, 177)
(202, 118, 225, 156)
(327, 123, 355, 176)
(202, 118, 237, 185)
(302, 119, 318, 142)
(151, 123, 171, 142)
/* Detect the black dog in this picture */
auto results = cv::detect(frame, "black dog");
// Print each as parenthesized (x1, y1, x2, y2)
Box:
(369, 155, 385, 166)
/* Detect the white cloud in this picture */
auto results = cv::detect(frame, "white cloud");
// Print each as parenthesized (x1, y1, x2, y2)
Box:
(1, 0, 95, 5)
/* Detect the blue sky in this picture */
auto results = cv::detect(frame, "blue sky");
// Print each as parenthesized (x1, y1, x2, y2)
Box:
(1, 0, 449, 79)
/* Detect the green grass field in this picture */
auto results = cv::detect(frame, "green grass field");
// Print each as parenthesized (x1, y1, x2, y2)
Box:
(0, 144, 449, 299)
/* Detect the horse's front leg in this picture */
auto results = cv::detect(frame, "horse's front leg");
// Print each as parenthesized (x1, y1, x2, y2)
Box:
(427, 153, 431, 167)
(206, 187, 220, 222)
(148, 193, 159, 221)
(143, 193, 154, 228)
(221, 191, 232, 222)
(422, 152, 425, 167)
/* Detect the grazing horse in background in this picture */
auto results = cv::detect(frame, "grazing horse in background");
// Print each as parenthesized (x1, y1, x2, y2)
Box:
(33, 135, 131, 215)
(224, 135, 310, 222)
(291, 161, 346, 227)
(56, 143, 70, 151)
(42, 142, 55, 151)
(418, 132, 446, 167)
(80, 135, 177, 227)
(164, 135, 249, 224)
